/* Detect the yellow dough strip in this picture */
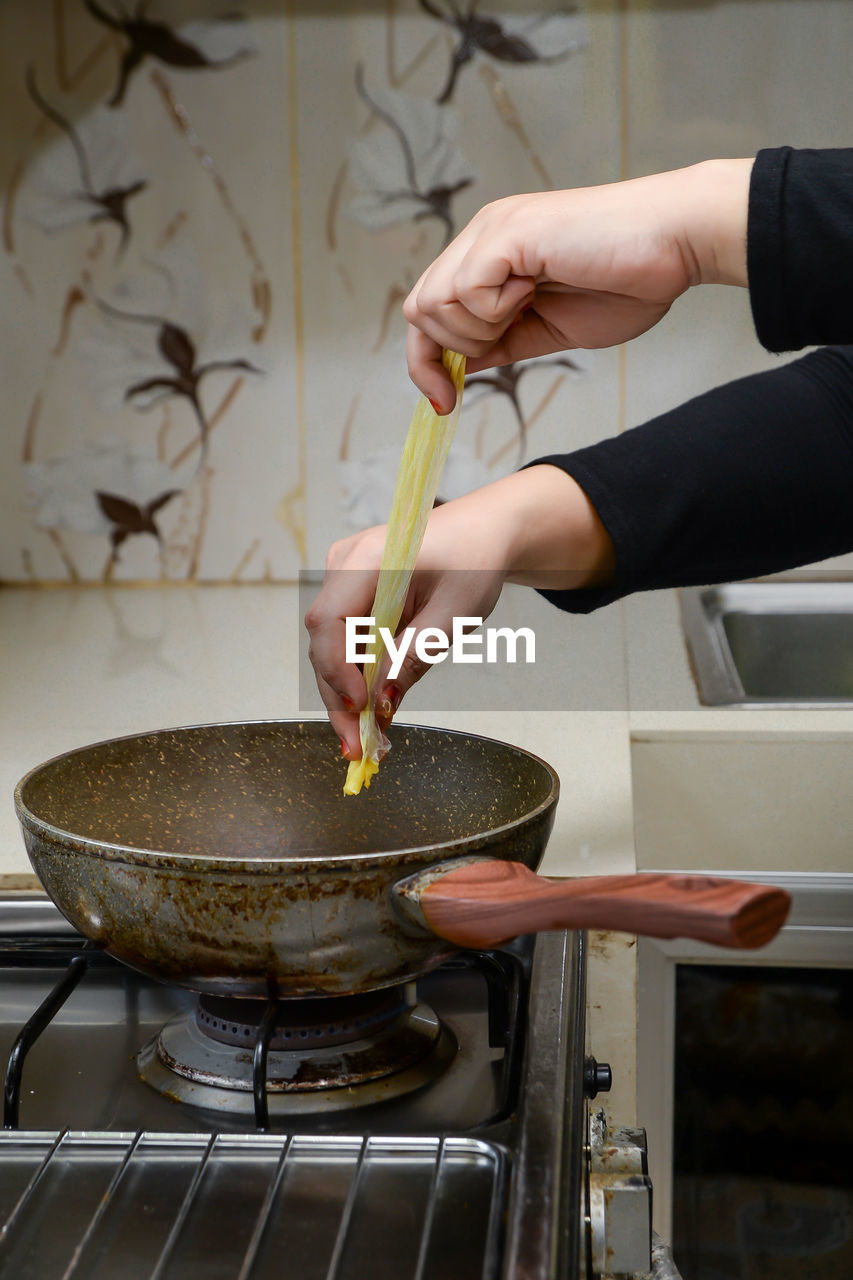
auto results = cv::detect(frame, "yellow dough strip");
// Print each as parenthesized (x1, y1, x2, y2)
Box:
(344, 350, 466, 794)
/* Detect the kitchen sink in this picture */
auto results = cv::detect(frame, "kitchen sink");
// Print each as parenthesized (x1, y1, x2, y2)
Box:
(680, 582, 853, 706)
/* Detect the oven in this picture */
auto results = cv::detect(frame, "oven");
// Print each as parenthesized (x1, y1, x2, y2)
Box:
(0, 895, 665, 1279)
(638, 871, 853, 1278)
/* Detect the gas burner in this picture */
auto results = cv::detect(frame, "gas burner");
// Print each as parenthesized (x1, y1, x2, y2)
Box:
(138, 983, 457, 1115)
(196, 987, 410, 1051)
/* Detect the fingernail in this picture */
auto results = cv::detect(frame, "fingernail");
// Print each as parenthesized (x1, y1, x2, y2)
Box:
(377, 685, 400, 717)
(340, 737, 349, 757)
(341, 694, 356, 711)
(428, 397, 444, 415)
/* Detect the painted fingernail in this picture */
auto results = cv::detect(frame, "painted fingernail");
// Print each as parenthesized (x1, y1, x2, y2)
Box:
(341, 694, 356, 711)
(340, 737, 349, 757)
(377, 685, 400, 717)
(428, 397, 444, 415)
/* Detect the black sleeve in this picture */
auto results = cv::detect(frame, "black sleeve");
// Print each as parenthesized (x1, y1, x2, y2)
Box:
(749, 147, 853, 351)
(532, 346, 853, 615)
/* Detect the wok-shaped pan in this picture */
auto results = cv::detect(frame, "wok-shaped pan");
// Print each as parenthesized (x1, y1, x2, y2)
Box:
(15, 721, 789, 998)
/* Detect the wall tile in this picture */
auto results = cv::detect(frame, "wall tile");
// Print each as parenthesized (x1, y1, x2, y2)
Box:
(0, 0, 298, 582)
(296, 1, 622, 568)
(5, 2, 853, 585)
(624, 0, 853, 424)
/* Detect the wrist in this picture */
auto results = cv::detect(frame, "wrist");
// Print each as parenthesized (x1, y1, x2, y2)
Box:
(426, 466, 614, 591)
(502, 465, 614, 590)
(680, 158, 753, 287)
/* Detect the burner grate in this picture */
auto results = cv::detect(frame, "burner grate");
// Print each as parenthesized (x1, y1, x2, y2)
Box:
(0, 938, 527, 1137)
(3, 941, 95, 1130)
(140, 997, 454, 1118)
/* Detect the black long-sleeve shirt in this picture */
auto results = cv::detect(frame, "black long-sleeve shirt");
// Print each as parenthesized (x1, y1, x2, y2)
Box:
(532, 147, 853, 613)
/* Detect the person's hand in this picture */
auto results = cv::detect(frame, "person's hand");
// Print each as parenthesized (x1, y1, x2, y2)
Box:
(306, 524, 506, 760)
(404, 158, 753, 410)
(305, 466, 614, 757)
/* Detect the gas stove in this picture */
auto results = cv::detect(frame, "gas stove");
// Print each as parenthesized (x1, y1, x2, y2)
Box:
(0, 895, 656, 1279)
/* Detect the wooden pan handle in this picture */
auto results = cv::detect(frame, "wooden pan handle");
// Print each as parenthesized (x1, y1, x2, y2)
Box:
(416, 862, 790, 950)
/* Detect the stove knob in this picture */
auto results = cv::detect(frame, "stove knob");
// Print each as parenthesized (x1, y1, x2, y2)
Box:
(583, 1057, 612, 1099)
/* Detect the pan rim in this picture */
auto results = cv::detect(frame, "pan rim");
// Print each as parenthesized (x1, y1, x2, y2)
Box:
(14, 717, 560, 874)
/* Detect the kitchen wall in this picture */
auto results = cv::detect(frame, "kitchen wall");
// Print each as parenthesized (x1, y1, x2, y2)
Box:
(5, 0, 851, 588)
(0, 0, 613, 583)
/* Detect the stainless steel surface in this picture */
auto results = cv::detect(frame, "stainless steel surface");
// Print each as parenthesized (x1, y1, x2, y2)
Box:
(503, 929, 586, 1280)
(681, 582, 853, 706)
(0, 895, 591, 1278)
(16, 720, 558, 997)
(0, 940, 521, 1137)
(586, 1109, 652, 1277)
(0, 895, 81, 936)
(0, 1131, 504, 1280)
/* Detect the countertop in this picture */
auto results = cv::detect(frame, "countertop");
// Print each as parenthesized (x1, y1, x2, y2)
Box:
(6, 580, 853, 886)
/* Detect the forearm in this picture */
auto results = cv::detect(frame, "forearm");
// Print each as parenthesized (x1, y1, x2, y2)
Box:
(533, 346, 853, 614)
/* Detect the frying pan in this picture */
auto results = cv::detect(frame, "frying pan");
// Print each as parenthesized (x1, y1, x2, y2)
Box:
(15, 721, 789, 998)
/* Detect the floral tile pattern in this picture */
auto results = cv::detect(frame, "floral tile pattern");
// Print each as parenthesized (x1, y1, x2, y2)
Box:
(15, 2, 852, 583)
(0, 0, 296, 582)
(296, 2, 619, 569)
(0, 1, 619, 582)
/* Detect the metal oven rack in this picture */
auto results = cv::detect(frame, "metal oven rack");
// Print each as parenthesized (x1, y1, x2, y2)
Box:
(0, 1130, 505, 1280)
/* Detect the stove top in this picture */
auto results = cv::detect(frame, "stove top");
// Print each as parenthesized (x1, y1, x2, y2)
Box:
(0, 918, 527, 1137)
(0, 896, 592, 1279)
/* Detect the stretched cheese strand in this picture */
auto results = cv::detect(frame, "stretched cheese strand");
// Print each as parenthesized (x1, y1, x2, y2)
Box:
(344, 350, 466, 794)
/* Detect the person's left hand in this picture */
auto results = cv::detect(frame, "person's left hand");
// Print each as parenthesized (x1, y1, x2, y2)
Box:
(305, 520, 506, 759)
(305, 466, 615, 757)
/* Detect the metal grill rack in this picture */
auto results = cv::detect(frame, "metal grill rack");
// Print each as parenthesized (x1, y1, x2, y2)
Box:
(0, 1131, 505, 1280)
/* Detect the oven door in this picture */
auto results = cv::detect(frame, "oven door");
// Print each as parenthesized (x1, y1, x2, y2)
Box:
(638, 871, 853, 1275)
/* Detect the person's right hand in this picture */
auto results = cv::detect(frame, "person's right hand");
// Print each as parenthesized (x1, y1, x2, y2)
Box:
(404, 158, 753, 410)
